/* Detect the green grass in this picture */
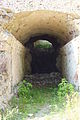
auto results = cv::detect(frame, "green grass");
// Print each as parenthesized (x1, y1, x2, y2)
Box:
(1, 79, 77, 120)
(2, 87, 65, 120)
(10, 87, 61, 114)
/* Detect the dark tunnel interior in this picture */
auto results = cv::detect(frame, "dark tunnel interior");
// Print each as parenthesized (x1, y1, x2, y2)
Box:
(25, 34, 61, 74)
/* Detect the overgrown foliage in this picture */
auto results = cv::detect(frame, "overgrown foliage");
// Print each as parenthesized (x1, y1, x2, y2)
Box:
(2, 78, 79, 120)
(57, 78, 75, 101)
(18, 80, 32, 98)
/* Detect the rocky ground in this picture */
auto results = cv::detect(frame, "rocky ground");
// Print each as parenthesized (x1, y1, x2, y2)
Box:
(26, 104, 53, 120)
(24, 72, 62, 87)
(0, 0, 80, 15)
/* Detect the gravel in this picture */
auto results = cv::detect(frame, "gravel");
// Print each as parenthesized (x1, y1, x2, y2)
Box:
(0, 0, 80, 15)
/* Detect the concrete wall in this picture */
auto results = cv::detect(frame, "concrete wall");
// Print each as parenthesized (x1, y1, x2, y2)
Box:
(0, 29, 26, 108)
(12, 37, 26, 87)
(60, 35, 80, 90)
(3, 11, 80, 45)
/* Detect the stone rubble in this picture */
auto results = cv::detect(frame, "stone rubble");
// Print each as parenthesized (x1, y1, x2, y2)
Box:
(24, 72, 62, 87)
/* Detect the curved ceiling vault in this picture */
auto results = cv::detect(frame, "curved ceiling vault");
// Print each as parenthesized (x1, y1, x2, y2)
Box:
(3, 10, 80, 46)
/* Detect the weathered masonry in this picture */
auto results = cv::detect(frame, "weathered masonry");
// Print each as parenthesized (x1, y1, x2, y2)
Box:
(0, 10, 80, 107)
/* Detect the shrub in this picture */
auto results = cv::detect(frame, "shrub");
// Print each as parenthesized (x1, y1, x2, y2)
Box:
(57, 78, 75, 98)
(18, 80, 32, 98)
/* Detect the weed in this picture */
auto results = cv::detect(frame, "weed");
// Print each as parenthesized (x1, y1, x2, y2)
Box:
(57, 78, 75, 97)
(2, 78, 79, 120)
(18, 80, 32, 98)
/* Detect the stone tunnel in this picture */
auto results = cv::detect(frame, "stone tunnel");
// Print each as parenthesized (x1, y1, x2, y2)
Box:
(0, 10, 80, 107)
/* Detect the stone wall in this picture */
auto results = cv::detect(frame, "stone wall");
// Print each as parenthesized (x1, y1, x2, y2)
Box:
(60, 35, 80, 90)
(0, 29, 26, 108)
(0, 8, 13, 27)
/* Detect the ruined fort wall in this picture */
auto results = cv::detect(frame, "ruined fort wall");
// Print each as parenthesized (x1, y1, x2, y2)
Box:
(0, 29, 26, 108)
(0, 0, 80, 107)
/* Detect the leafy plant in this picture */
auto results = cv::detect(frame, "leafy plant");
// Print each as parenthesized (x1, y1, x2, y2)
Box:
(57, 78, 75, 98)
(18, 80, 32, 98)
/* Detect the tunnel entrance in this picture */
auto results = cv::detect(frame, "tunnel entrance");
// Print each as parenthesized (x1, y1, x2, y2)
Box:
(24, 35, 62, 86)
(25, 35, 62, 86)
(0, 10, 79, 107)
(25, 35, 61, 74)
(25, 35, 62, 87)
(30, 41, 58, 74)
(3, 10, 78, 86)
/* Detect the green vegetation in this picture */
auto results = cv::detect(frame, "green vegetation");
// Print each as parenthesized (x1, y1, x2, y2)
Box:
(57, 78, 74, 97)
(35, 44, 52, 48)
(1, 78, 79, 120)
(34, 41, 52, 49)
(18, 80, 32, 98)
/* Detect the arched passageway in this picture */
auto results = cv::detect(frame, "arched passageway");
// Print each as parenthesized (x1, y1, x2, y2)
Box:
(3, 10, 79, 86)
(0, 9, 80, 107)
(25, 34, 61, 74)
